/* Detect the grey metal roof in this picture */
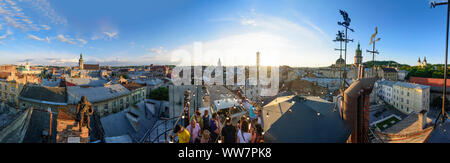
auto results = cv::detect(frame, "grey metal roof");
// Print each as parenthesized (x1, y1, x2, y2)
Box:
(378, 80, 395, 87)
(67, 84, 130, 104)
(66, 77, 108, 87)
(428, 121, 450, 143)
(19, 86, 67, 104)
(100, 101, 156, 142)
(263, 95, 351, 143)
(394, 82, 430, 90)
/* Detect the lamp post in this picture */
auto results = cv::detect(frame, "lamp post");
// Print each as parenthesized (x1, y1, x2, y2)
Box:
(431, 1, 449, 123)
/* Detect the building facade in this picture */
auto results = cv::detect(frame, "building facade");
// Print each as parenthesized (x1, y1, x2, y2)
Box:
(392, 82, 430, 114)
(67, 84, 146, 117)
(377, 80, 395, 105)
(380, 68, 398, 81)
(0, 72, 40, 110)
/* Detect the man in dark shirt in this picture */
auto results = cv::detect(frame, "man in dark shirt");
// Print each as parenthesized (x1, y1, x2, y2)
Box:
(221, 116, 237, 143)
(209, 112, 219, 143)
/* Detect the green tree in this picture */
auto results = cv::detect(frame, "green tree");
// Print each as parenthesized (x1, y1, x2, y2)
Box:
(148, 87, 169, 101)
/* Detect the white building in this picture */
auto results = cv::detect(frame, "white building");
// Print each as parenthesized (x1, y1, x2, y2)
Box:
(397, 70, 409, 81)
(377, 80, 395, 105)
(392, 82, 430, 114)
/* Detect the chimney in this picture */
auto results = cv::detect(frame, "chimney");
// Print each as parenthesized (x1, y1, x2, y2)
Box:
(418, 110, 427, 130)
(358, 64, 365, 79)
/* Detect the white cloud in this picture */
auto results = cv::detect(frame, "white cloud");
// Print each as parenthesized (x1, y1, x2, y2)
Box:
(56, 34, 77, 45)
(147, 46, 166, 54)
(27, 34, 50, 43)
(103, 32, 118, 40)
(0, 30, 12, 40)
(91, 31, 119, 41)
(22, 0, 68, 25)
(41, 24, 51, 30)
(0, 0, 64, 31)
(77, 38, 88, 45)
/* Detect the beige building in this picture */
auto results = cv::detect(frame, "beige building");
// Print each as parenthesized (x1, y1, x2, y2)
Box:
(380, 68, 398, 81)
(392, 82, 430, 114)
(0, 72, 40, 110)
(67, 83, 146, 117)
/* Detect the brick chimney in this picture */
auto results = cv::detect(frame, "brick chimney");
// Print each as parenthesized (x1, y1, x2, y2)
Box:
(418, 110, 427, 130)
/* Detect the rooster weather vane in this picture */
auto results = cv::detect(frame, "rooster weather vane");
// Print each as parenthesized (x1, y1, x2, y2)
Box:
(338, 10, 354, 32)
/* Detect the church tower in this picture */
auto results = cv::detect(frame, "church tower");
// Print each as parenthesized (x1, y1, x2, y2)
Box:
(79, 53, 84, 70)
(423, 57, 427, 66)
(354, 43, 363, 66)
(418, 57, 422, 67)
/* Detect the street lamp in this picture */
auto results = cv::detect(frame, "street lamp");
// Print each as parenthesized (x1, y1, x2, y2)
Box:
(431, 1, 449, 124)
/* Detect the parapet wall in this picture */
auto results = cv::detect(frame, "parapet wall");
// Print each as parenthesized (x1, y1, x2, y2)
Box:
(0, 108, 33, 143)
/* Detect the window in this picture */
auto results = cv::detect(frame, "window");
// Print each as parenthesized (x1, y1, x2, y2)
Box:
(10, 86, 14, 92)
(94, 105, 98, 111)
(104, 103, 109, 112)
(126, 97, 129, 107)
(113, 101, 117, 109)
(120, 99, 124, 108)
(407, 92, 410, 96)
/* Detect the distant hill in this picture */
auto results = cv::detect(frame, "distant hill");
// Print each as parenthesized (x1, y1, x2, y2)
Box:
(363, 61, 409, 68)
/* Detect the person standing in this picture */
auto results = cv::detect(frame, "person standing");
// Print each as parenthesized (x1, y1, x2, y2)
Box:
(203, 110, 210, 131)
(251, 124, 264, 143)
(209, 112, 220, 143)
(221, 116, 237, 143)
(173, 124, 190, 143)
(201, 130, 210, 143)
(186, 119, 201, 143)
(237, 120, 251, 143)
(191, 110, 203, 130)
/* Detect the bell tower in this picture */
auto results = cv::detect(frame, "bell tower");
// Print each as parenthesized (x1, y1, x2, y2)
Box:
(354, 43, 363, 66)
(79, 53, 84, 70)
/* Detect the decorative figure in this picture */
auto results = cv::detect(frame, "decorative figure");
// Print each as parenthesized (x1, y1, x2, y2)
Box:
(370, 27, 381, 45)
(76, 96, 94, 131)
(338, 10, 351, 27)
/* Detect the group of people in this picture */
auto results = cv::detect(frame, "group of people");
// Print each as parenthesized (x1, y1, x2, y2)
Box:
(171, 107, 264, 143)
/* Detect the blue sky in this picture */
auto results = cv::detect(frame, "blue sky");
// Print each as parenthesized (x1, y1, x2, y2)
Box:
(0, 0, 447, 67)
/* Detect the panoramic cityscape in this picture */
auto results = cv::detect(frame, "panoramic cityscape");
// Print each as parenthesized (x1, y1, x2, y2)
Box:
(0, 0, 450, 147)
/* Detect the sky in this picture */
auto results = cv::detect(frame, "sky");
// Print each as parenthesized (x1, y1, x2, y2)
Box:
(0, 0, 448, 67)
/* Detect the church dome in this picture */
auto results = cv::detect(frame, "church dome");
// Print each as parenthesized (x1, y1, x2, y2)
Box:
(336, 58, 345, 65)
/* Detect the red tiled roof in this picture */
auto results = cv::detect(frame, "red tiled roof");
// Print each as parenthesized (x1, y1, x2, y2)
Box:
(83, 64, 100, 70)
(66, 82, 77, 86)
(409, 77, 450, 88)
(0, 72, 10, 79)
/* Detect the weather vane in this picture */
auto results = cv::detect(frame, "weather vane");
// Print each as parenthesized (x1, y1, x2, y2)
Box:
(367, 27, 381, 77)
(430, 0, 449, 124)
(336, 10, 354, 90)
(338, 10, 354, 32)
